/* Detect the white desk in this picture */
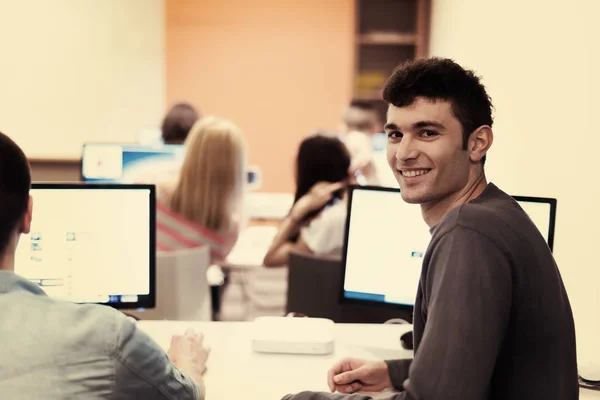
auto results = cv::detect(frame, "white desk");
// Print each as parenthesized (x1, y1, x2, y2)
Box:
(138, 321, 412, 399)
(138, 321, 600, 399)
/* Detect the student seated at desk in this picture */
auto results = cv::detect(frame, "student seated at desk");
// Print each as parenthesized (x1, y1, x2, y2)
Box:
(263, 134, 352, 267)
(0, 131, 209, 399)
(156, 116, 246, 262)
(282, 57, 578, 400)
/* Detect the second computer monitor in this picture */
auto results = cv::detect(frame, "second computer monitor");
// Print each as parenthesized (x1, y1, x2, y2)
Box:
(14, 183, 156, 309)
(81, 143, 185, 184)
(341, 185, 558, 310)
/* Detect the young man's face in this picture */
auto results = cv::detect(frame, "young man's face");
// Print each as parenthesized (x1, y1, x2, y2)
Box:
(385, 97, 474, 206)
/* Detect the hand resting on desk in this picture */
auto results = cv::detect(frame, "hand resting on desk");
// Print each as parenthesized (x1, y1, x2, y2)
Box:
(328, 358, 391, 394)
(282, 358, 397, 400)
(167, 329, 211, 385)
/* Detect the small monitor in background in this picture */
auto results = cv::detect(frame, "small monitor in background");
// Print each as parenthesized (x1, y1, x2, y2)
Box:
(246, 165, 262, 190)
(81, 143, 185, 184)
(14, 183, 156, 309)
(82, 142, 260, 187)
(340, 185, 558, 311)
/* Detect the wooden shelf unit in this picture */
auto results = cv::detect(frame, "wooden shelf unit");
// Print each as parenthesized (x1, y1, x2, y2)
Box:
(353, 0, 431, 118)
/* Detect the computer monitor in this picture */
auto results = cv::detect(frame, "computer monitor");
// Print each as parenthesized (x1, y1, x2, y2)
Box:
(81, 143, 185, 184)
(340, 185, 558, 310)
(14, 183, 156, 309)
(512, 195, 557, 251)
(81, 142, 261, 187)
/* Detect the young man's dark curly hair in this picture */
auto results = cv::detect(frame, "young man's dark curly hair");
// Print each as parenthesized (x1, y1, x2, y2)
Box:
(383, 57, 494, 164)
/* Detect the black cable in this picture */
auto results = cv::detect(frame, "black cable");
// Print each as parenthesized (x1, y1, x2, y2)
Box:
(579, 375, 600, 391)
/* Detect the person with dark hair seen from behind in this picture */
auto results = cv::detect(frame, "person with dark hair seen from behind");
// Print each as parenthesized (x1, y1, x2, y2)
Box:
(282, 58, 578, 400)
(161, 102, 200, 144)
(341, 100, 397, 187)
(263, 133, 353, 267)
(0, 132, 209, 399)
(341, 99, 383, 135)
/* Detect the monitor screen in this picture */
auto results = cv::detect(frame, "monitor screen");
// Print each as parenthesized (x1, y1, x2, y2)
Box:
(81, 143, 185, 184)
(81, 142, 261, 187)
(341, 186, 557, 309)
(341, 186, 429, 309)
(14, 184, 156, 309)
(512, 196, 557, 251)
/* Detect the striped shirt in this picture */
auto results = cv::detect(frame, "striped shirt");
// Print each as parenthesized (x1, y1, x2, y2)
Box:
(156, 201, 236, 262)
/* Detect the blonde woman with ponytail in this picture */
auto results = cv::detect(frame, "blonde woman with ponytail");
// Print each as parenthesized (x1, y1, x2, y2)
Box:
(156, 116, 246, 262)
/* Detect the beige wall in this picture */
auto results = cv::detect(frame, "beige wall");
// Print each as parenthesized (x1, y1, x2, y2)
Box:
(8, 1, 600, 361)
(430, 0, 600, 364)
(165, 0, 355, 193)
(0, 0, 166, 160)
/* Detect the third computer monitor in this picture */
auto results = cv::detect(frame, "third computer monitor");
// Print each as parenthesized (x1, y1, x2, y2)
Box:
(341, 185, 557, 310)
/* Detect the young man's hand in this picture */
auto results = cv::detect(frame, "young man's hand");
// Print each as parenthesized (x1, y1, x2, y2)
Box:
(327, 358, 392, 394)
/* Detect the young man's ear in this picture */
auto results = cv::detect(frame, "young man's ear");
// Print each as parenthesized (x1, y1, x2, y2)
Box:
(469, 125, 494, 163)
(20, 196, 33, 234)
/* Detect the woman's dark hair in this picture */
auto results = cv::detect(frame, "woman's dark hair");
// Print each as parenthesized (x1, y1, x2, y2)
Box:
(290, 133, 351, 236)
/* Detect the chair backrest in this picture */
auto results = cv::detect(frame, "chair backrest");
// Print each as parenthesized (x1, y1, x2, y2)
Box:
(128, 246, 212, 321)
(286, 251, 343, 322)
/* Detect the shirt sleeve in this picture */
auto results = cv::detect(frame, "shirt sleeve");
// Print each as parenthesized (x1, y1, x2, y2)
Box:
(300, 204, 346, 255)
(385, 359, 412, 390)
(281, 392, 404, 400)
(112, 316, 204, 400)
(282, 225, 512, 400)
(399, 225, 512, 399)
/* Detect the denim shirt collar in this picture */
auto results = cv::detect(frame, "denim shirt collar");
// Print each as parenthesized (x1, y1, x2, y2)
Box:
(0, 271, 47, 296)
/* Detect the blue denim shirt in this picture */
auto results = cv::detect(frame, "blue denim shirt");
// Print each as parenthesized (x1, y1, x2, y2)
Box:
(0, 271, 203, 399)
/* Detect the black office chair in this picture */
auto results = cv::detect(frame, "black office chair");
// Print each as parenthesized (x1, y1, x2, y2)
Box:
(286, 251, 343, 322)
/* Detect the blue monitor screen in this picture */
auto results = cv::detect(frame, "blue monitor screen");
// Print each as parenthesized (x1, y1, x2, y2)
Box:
(82, 143, 260, 187)
(81, 143, 185, 184)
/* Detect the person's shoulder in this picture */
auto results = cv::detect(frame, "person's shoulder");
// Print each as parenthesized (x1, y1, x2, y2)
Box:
(59, 300, 132, 336)
(27, 291, 127, 321)
(434, 184, 519, 239)
(22, 294, 134, 355)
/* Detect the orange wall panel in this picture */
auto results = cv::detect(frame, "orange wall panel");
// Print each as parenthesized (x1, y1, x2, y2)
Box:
(166, 0, 355, 192)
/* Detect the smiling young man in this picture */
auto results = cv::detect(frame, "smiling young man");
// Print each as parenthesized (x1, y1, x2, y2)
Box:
(282, 58, 578, 399)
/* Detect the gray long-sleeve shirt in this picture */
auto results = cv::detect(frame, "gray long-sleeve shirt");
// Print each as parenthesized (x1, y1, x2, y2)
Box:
(283, 183, 578, 400)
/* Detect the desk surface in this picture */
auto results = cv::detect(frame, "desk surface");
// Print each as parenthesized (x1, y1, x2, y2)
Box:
(139, 321, 412, 399)
(138, 321, 600, 399)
